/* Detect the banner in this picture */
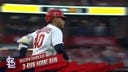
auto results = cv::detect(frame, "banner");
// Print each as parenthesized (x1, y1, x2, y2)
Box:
(65, 36, 118, 46)
(0, 54, 124, 72)
(1, 35, 118, 46)
(1, 35, 23, 44)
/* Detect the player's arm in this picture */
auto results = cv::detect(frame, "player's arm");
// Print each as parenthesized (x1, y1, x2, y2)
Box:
(17, 35, 33, 58)
(52, 30, 70, 62)
(54, 43, 70, 61)
(18, 43, 28, 58)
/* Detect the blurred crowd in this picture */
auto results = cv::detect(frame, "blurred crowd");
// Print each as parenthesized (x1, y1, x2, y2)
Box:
(2, 14, 115, 37)
(0, 0, 128, 6)
(3, 14, 45, 35)
(68, 46, 128, 65)
(67, 16, 113, 37)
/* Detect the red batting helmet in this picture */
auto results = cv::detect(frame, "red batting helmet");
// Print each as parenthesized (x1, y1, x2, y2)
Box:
(45, 9, 66, 23)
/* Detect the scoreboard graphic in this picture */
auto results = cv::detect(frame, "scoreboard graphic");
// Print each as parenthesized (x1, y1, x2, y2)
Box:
(1, 3, 127, 16)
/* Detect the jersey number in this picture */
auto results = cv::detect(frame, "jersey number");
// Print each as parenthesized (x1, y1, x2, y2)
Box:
(34, 34, 45, 48)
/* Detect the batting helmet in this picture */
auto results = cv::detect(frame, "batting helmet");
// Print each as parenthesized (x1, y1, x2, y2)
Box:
(45, 9, 66, 23)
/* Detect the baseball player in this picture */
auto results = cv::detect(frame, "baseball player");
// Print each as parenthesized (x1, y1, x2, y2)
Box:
(17, 9, 70, 62)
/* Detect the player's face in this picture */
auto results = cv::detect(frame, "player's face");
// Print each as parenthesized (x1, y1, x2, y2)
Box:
(54, 17, 65, 29)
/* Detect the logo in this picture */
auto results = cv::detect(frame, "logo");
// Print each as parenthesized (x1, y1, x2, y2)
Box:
(6, 56, 16, 68)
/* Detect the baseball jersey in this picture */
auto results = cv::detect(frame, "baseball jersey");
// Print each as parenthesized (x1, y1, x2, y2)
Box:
(17, 24, 63, 56)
